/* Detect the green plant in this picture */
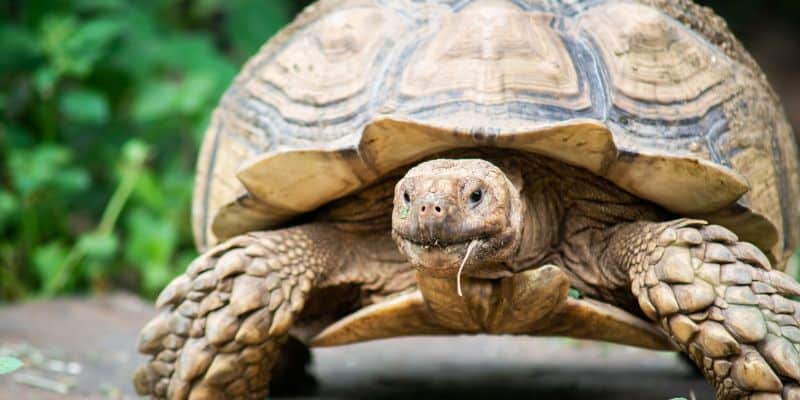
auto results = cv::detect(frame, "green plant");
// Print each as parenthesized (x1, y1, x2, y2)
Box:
(0, 356, 23, 375)
(0, 0, 309, 300)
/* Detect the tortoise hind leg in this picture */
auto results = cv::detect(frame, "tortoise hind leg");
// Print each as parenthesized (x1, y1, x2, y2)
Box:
(133, 224, 349, 400)
(603, 219, 800, 399)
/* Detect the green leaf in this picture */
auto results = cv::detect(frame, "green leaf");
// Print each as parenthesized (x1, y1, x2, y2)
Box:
(33, 67, 59, 97)
(60, 89, 109, 123)
(0, 25, 41, 72)
(0, 356, 23, 375)
(191, 0, 227, 19)
(39, 15, 123, 77)
(73, 0, 126, 12)
(156, 35, 234, 75)
(56, 169, 92, 195)
(125, 209, 177, 265)
(33, 241, 69, 287)
(38, 15, 79, 73)
(192, 111, 212, 144)
(0, 191, 19, 231)
(175, 73, 217, 115)
(122, 140, 150, 166)
(9, 145, 89, 196)
(105, 9, 159, 79)
(125, 208, 179, 294)
(78, 232, 118, 261)
(140, 262, 174, 297)
(131, 81, 180, 122)
(81, 241, 114, 279)
(227, 0, 293, 58)
(131, 171, 164, 209)
(1, 124, 35, 152)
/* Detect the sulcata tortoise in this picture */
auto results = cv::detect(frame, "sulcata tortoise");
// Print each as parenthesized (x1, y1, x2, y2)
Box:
(134, 0, 800, 398)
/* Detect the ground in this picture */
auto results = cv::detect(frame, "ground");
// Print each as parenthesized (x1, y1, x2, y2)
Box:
(0, 293, 716, 399)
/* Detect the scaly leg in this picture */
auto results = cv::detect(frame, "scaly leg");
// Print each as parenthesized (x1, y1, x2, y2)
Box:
(604, 219, 800, 399)
(133, 224, 348, 399)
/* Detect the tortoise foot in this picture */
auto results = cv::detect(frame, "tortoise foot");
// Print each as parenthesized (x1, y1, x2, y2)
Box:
(631, 220, 800, 399)
(134, 230, 321, 399)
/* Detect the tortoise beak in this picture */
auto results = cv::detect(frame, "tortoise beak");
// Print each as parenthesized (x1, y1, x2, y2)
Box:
(413, 194, 459, 245)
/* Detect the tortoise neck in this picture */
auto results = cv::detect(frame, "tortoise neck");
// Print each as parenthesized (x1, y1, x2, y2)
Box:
(506, 166, 564, 272)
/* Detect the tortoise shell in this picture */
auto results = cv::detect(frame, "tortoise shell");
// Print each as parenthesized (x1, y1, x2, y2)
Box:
(193, 0, 800, 267)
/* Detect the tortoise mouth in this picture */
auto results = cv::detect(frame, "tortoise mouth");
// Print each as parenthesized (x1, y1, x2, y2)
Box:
(398, 234, 488, 249)
(396, 236, 513, 279)
(396, 236, 475, 270)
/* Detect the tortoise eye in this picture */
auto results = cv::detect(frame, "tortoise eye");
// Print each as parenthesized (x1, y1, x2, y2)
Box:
(469, 189, 483, 204)
(403, 191, 411, 203)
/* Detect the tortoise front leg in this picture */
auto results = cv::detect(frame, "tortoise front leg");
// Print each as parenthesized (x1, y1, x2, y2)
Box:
(133, 224, 348, 400)
(603, 219, 800, 399)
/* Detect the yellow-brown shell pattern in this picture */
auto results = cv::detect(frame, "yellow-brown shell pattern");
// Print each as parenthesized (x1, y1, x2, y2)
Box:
(194, 0, 799, 265)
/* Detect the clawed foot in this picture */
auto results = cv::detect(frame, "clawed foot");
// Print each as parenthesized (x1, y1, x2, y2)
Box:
(134, 231, 320, 399)
(632, 220, 800, 399)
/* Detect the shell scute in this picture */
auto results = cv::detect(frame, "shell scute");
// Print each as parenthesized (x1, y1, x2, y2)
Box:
(399, 1, 588, 110)
(195, 0, 798, 268)
(579, 2, 735, 120)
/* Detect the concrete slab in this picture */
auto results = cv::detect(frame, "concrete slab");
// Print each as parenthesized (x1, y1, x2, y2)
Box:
(0, 294, 713, 399)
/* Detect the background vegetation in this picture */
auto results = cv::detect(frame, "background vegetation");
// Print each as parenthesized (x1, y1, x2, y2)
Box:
(1, 0, 798, 302)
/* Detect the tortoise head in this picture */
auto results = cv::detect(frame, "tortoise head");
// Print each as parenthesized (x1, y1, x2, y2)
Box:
(392, 159, 525, 279)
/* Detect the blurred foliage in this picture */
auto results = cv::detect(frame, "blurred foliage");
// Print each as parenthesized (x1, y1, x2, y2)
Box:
(0, 0, 310, 301)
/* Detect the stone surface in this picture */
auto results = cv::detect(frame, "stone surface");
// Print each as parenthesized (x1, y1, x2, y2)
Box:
(0, 294, 716, 399)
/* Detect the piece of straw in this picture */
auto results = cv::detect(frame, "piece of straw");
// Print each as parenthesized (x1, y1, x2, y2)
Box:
(457, 240, 479, 297)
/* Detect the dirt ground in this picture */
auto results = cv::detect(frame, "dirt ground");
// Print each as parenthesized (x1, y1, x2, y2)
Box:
(0, 293, 715, 400)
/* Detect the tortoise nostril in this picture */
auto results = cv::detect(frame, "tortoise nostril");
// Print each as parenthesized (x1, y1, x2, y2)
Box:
(420, 205, 426, 212)
(434, 206, 442, 213)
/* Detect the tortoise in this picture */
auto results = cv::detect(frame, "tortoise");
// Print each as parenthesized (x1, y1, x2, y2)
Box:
(133, 0, 800, 398)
